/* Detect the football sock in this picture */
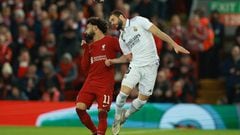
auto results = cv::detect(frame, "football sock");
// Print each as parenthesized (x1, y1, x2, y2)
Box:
(115, 91, 128, 119)
(98, 110, 107, 135)
(76, 108, 97, 134)
(125, 98, 147, 118)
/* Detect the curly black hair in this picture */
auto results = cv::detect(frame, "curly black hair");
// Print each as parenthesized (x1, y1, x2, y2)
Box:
(86, 17, 108, 34)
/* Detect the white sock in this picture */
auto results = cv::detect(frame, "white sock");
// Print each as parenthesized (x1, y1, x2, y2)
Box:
(125, 98, 146, 118)
(115, 91, 128, 119)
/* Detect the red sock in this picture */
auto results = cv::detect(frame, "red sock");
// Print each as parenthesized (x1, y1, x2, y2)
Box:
(76, 108, 97, 134)
(97, 111, 107, 135)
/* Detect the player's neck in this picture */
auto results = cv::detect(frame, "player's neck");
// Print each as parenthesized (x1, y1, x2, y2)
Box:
(93, 33, 105, 42)
(122, 19, 127, 29)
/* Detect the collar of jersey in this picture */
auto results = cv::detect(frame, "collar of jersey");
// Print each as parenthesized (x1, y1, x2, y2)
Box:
(125, 19, 130, 27)
(121, 19, 130, 33)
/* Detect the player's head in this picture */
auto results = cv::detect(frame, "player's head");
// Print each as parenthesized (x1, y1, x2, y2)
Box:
(109, 10, 126, 30)
(94, 0, 104, 3)
(85, 17, 108, 42)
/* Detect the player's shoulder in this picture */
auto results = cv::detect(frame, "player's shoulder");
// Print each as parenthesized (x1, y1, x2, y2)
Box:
(104, 35, 119, 44)
(130, 16, 149, 23)
(104, 35, 118, 41)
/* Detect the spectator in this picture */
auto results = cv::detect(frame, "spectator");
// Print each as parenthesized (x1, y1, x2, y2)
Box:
(5, 86, 28, 100)
(1, 6, 11, 27)
(39, 60, 64, 101)
(11, 9, 26, 42)
(169, 14, 186, 46)
(57, 53, 78, 90)
(57, 17, 80, 60)
(93, 2, 104, 18)
(235, 26, 240, 47)
(210, 10, 225, 50)
(186, 14, 208, 52)
(173, 79, 187, 103)
(14, 49, 31, 78)
(221, 46, 240, 104)
(0, 63, 18, 100)
(176, 55, 197, 102)
(0, 34, 12, 66)
(150, 70, 174, 103)
(134, 0, 156, 19)
(19, 64, 40, 100)
(41, 32, 57, 64)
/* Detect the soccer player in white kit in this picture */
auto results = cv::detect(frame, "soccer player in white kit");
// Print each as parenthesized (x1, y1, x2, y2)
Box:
(106, 10, 190, 135)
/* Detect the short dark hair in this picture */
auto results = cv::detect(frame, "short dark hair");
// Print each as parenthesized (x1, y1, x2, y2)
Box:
(87, 17, 108, 34)
(110, 10, 126, 18)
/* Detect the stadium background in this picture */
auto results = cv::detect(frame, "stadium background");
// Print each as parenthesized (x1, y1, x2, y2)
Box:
(0, 0, 240, 134)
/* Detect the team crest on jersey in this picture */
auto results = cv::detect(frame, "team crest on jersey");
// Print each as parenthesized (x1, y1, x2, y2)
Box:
(133, 26, 138, 32)
(101, 44, 106, 51)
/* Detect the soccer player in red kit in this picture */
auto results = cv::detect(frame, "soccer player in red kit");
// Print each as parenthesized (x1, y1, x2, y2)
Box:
(75, 17, 121, 135)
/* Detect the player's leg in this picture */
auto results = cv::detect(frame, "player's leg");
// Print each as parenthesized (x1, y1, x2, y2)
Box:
(115, 85, 131, 118)
(125, 63, 159, 119)
(96, 89, 113, 135)
(124, 93, 148, 118)
(115, 66, 140, 119)
(112, 66, 140, 135)
(97, 109, 108, 135)
(76, 89, 97, 135)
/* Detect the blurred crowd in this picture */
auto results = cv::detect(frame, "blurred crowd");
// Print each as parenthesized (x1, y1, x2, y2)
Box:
(0, 0, 239, 104)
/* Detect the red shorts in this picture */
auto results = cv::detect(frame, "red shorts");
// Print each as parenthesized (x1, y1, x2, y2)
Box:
(76, 83, 113, 111)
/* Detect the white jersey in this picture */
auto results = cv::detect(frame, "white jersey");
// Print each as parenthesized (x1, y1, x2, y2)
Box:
(119, 16, 159, 67)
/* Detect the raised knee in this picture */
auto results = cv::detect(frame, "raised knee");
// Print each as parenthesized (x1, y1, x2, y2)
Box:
(76, 102, 87, 110)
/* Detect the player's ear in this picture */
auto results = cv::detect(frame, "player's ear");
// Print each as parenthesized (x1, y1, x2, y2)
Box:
(119, 15, 124, 19)
(93, 25, 98, 31)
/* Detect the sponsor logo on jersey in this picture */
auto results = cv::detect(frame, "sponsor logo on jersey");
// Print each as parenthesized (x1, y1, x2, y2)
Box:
(90, 55, 107, 64)
(126, 34, 141, 49)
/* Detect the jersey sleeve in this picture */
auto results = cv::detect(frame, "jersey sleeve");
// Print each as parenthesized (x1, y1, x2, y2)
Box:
(135, 16, 153, 30)
(80, 44, 90, 76)
(119, 38, 131, 55)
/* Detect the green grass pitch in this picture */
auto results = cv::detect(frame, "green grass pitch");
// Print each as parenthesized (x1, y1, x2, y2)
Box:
(0, 127, 239, 135)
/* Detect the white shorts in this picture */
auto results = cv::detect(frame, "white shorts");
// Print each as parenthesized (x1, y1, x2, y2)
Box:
(121, 61, 159, 96)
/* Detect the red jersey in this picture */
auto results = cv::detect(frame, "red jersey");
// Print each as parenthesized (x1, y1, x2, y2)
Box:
(81, 36, 121, 88)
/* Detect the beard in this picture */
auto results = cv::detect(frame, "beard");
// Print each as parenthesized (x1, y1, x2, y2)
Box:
(85, 31, 95, 43)
(116, 19, 123, 30)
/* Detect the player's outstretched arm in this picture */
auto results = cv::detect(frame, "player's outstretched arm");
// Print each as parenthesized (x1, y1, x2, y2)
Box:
(105, 53, 132, 67)
(148, 24, 190, 54)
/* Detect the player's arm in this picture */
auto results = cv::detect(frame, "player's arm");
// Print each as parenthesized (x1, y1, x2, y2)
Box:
(136, 16, 189, 54)
(105, 36, 132, 66)
(105, 53, 132, 67)
(149, 24, 189, 54)
(80, 40, 90, 75)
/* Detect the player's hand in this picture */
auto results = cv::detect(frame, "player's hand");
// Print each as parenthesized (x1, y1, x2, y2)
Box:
(174, 45, 190, 54)
(105, 59, 112, 67)
(81, 40, 87, 46)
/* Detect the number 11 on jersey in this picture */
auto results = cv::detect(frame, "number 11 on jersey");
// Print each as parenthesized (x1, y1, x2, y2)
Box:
(103, 94, 110, 105)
